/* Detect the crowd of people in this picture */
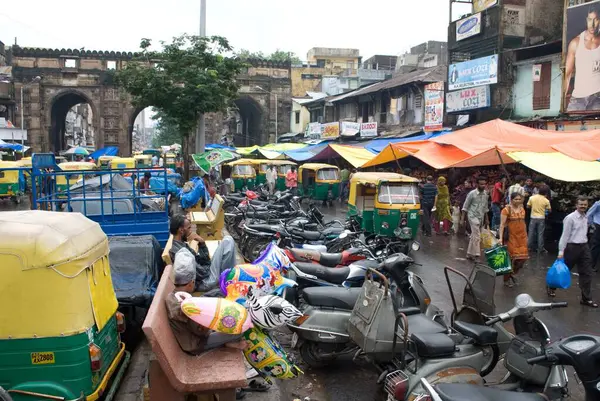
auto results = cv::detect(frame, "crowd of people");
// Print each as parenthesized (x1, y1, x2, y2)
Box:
(417, 172, 600, 308)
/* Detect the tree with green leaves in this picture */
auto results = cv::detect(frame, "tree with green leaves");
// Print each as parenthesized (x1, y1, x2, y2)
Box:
(116, 34, 245, 177)
(151, 110, 182, 148)
(236, 48, 302, 65)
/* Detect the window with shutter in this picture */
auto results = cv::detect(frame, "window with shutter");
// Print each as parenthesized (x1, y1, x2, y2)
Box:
(532, 62, 552, 110)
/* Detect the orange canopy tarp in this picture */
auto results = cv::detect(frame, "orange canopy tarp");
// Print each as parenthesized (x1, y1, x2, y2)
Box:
(432, 119, 600, 154)
(551, 138, 600, 161)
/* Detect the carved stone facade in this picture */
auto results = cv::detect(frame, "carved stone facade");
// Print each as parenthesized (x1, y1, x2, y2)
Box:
(11, 47, 292, 154)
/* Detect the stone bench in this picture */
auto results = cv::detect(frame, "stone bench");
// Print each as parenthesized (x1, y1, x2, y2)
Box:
(142, 264, 247, 401)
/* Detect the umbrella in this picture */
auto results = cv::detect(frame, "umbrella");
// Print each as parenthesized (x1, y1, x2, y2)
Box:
(63, 146, 89, 156)
(192, 149, 239, 174)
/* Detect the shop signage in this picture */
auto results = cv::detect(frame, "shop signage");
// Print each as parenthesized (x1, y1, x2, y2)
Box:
(446, 85, 491, 113)
(306, 122, 321, 139)
(456, 13, 482, 41)
(321, 122, 340, 139)
(473, 0, 498, 13)
(360, 122, 378, 137)
(341, 121, 360, 136)
(448, 55, 498, 90)
(424, 82, 444, 132)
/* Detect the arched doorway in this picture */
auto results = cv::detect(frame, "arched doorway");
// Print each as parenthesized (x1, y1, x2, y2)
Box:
(129, 106, 158, 152)
(49, 91, 96, 153)
(233, 97, 264, 147)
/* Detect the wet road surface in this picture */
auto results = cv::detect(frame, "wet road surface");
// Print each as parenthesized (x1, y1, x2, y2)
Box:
(266, 203, 599, 401)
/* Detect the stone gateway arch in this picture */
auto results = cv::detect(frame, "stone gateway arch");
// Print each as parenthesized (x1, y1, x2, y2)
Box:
(11, 46, 291, 155)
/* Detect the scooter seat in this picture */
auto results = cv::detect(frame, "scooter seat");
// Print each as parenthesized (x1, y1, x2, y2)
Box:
(434, 383, 546, 401)
(453, 321, 498, 345)
(350, 259, 380, 270)
(294, 263, 350, 285)
(302, 287, 362, 309)
(290, 228, 323, 241)
(288, 248, 343, 267)
(322, 226, 343, 236)
(410, 332, 456, 358)
(405, 314, 447, 334)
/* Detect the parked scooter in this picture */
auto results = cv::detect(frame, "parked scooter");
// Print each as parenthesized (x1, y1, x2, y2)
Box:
(384, 294, 569, 401)
(287, 250, 432, 368)
(419, 328, 600, 401)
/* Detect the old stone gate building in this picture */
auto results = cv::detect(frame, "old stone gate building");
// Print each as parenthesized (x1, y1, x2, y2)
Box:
(10, 46, 291, 155)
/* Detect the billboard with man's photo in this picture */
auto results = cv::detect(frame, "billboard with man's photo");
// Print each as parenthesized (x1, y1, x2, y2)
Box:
(563, 0, 600, 113)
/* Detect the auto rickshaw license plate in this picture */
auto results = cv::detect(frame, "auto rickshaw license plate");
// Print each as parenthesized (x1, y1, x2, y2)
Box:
(31, 352, 55, 365)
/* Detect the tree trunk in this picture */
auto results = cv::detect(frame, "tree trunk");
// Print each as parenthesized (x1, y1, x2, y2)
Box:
(182, 134, 190, 181)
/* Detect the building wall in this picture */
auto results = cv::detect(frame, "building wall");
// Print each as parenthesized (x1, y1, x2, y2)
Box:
(291, 67, 327, 97)
(290, 101, 310, 134)
(306, 48, 361, 71)
(512, 56, 561, 119)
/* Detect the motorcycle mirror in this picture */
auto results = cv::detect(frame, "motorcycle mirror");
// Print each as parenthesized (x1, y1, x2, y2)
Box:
(411, 241, 421, 251)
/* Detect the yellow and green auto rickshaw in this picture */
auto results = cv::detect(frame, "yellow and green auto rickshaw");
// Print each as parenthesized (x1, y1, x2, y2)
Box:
(16, 157, 32, 193)
(252, 160, 269, 186)
(274, 160, 297, 192)
(56, 162, 96, 195)
(0, 210, 129, 401)
(298, 163, 340, 206)
(347, 172, 421, 253)
(109, 157, 136, 170)
(97, 156, 118, 170)
(0, 161, 24, 204)
(164, 153, 177, 170)
(223, 159, 257, 192)
(133, 154, 152, 168)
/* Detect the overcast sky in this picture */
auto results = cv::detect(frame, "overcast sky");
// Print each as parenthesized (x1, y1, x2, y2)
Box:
(0, 0, 471, 61)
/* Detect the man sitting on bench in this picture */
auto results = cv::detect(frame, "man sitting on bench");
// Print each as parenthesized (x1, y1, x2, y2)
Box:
(166, 249, 270, 398)
(169, 214, 235, 294)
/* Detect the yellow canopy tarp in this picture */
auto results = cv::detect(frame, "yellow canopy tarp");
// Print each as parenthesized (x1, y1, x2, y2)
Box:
(235, 145, 260, 155)
(329, 144, 377, 168)
(508, 152, 600, 182)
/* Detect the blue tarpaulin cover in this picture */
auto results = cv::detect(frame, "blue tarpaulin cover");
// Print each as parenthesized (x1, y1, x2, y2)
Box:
(89, 146, 119, 160)
(179, 176, 207, 209)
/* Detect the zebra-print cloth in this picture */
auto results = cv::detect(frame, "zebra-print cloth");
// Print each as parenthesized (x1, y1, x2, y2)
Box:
(246, 290, 302, 329)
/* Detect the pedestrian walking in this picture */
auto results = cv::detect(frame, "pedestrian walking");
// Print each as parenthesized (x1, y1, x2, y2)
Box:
(499, 192, 529, 287)
(434, 176, 452, 235)
(548, 196, 597, 307)
(491, 176, 507, 231)
(527, 187, 551, 254)
(506, 175, 525, 203)
(340, 166, 350, 202)
(420, 175, 438, 237)
(461, 176, 490, 260)
(286, 166, 298, 196)
(266, 165, 277, 195)
(587, 198, 600, 272)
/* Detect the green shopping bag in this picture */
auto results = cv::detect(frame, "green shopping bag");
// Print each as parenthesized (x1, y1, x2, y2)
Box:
(484, 245, 513, 276)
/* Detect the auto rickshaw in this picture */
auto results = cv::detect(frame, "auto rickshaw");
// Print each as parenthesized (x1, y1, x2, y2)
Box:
(133, 154, 152, 168)
(298, 163, 340, 206)
(253, 160, 269, 186)
(347, 172, 421, 253)
(15, 157, 32, 192)
(55, 156, 68, 165)
(164, 153, 177, 170)
(0, 161, 24, 204)
(109, 157, 136, 170)
(97, 155, 118, 170)
(222, 159, 256, 192)
(56, 162, 96, 195)
(0, 211, 129, 401)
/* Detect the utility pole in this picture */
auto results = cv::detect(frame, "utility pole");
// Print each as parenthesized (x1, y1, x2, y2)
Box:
(195, 0, 207, 154)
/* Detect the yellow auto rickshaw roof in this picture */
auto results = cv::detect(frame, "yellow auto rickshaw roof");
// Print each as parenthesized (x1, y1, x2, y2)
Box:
(134, 154, 151, 160)
(99, 155, 118, 160)
(16, 158, 32, 167)
(166, 153, 176, 157)
(262, 160, 297, 166)
(226, 158, 257, 166)
(0, 210, 108, 271)
(299, 163, 338, 171)
(0, 161, 18, 167)
(350, 172, 420, 184)
(111, 157, 136, 163)
(58, 161, 97, 171)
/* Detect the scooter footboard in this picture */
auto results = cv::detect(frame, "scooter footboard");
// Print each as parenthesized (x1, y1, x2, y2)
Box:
(287, 306, 351, 343)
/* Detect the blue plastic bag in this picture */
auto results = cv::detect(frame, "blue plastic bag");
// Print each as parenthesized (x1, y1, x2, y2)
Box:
(546, 259, 571, 289)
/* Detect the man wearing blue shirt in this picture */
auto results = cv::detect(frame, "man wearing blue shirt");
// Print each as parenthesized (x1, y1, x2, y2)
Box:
(587, 199, 600, 272)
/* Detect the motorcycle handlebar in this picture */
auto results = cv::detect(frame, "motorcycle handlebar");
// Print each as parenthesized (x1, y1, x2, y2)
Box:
(485, 316, 502, 326)
(527, 355, 547, 364)
(551, 302, 568, 308)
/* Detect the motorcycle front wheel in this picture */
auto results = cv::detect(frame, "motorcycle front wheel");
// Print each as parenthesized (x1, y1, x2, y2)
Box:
(246, 236, 270, 262)
(299, 341, 337, 368)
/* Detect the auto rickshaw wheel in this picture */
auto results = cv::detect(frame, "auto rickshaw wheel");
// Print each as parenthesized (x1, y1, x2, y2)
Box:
(11, 196, 21, 205)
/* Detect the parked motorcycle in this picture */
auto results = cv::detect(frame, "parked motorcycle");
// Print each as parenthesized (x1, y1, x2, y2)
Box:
(287, 251, 433, 368)
(384, 294, 569, 401)
(419, 326, 600, 401)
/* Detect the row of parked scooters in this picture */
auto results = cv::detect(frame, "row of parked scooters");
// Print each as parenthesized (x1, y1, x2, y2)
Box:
(222, 187, 600, 401)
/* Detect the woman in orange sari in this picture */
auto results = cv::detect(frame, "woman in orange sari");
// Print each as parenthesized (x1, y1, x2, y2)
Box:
(499, 192, 529, 287)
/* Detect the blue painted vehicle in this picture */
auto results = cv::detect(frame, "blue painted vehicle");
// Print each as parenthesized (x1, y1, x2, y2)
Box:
(31, 153, 170, 247)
